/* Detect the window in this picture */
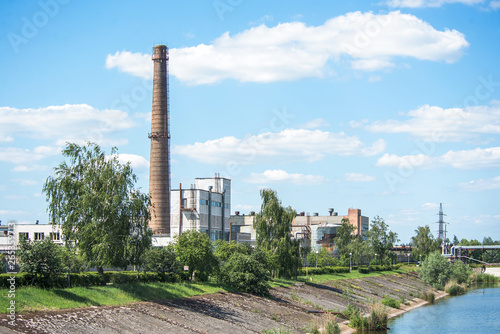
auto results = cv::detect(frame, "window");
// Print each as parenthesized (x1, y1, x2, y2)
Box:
(200, 199, 209, 205)
(34, 232, 44, 241)
(50, 232, 60, 241)
(19, 232, 29, 241)
(181, 198, 187, 209)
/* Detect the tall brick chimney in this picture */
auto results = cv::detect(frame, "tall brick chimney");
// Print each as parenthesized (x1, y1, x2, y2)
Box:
(148, 45, 170, 234)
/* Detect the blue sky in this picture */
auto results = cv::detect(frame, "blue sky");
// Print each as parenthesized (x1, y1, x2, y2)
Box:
(1, 0, 500, 243)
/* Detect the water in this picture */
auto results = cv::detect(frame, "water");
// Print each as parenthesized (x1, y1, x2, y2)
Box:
(387, 284, 500, 334)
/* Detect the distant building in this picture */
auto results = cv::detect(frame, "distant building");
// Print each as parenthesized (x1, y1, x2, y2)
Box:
(0, 222, 64, 255)
(229, 208, 369, 252)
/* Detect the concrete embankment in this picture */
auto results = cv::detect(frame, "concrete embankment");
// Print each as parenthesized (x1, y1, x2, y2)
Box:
(486, 267, 500, 277)
(0, 273, 438, 334)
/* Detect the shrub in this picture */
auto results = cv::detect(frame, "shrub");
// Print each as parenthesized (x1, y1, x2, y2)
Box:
(419, 290, 435, 304)
(381, 295, 400, 309)
(445, 280, 466, 296)
(219, 252, 270, 296)
(451, 261, 471, 284)
(419, 252, 452, 289)
(325, 319, 341, 334)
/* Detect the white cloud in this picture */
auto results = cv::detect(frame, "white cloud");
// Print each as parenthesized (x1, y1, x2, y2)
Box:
(441, 146, 500, 169)
(12, 165, 47, 172)
(491, 1, 500, 9)
(247, 169, 326, 185)
(106, 11, 468, 85)
(0, 210, 28, 216)
(422, 202, 440, 210)
(0, 104, 135, 145)
(385, 0, 484, 8)
(173, 128, 386, 165)
(376, 146, 500, 170)
(361, 102, 500, 142)
(459, 176, 500, 191)
(344, 172, 376, 182)
(113, 154, 150, 170)
(376, 152, 434, 168)
(0, 146, 60, 164)
(12, 179, 38, 186)
(301, 118, 330, 129)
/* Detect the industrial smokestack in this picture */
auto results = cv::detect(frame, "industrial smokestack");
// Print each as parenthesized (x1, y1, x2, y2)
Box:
(148, 45, 170, 235)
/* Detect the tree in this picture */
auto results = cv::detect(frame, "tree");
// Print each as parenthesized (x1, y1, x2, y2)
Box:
(254, 189, 301, 278)
(335, 218, 355, 259)
(43, 142, 152, 277)
(144, 245, 178, 277)
(365, 216, 399, 265)
(213, 239, 252, 263)
(347, 236, 371, 266)
(306, 247, 339, 267)
(419, 251, 452, 289)
(175, 230, 217, 281)
(411, 225, 441, 262)
(17, 237, 64, 285)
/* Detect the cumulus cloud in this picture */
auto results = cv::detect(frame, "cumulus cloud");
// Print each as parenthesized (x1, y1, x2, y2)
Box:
(344, 172, 376, 182)
(173, 128, 386, 165)
(376, 146, 500, 169)
(113, 154, 150, 170)
(0, 104, 136, 145)
(421, 202, 440, 210)
(460, 176, 500, 191)
(247, 169, 326, 185)
(301, 118, 330, 129)
(0, 146, 60, 164)
(385, 0, 484, 8)
(106, 11, 468, 85)
(360, 101, 500, 142)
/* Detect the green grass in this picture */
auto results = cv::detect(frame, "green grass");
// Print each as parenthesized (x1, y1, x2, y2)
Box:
(1, 267, 410, 314)
(0, 281, 231, 313)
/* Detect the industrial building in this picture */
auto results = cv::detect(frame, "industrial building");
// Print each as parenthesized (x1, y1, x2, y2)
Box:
(170, 175, 231, 241)
(229, 208, 369, 252)
(0, 222, 63, 256)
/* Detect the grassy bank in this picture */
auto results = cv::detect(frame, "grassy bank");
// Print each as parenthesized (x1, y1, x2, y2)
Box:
(1, 267, 410, 314)
(0, 281, 232, 314)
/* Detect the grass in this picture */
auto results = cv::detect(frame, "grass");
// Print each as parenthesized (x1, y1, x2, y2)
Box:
(0, 281, 231, 314)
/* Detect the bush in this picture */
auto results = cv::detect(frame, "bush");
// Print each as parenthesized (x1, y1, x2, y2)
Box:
(451, 261, 471, 284)
(381, 295, 400, 309)
(325, 319, 341, 334)
(419, 252, 452, 289)
(445, 280, 466, 296)
(419, 290, 435, 304)
(219, 252, 270, 296)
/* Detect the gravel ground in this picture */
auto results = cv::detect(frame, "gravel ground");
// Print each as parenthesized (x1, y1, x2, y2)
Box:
(0, 273, 437, 334)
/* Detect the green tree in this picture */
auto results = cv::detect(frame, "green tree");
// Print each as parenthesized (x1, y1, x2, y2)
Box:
(144, 245, 178, 277)
(365, 216, 399, 265)
(254, 189, 301, 278)
(419, 251, 452, 289)
(213, 239, 252, 263)
(17, 237, 64, 285)
(451, 260, 471, 284)
(43, 142, 151, 278)
(306, 247, 339, 267)
(411, 225, 441, 262)
(347, 236, 371, 266)
(175, 230, 217, 281)
(335, 218, 355, 258)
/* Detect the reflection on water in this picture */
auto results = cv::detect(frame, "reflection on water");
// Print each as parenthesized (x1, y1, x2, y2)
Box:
(383, 284, 500, 334)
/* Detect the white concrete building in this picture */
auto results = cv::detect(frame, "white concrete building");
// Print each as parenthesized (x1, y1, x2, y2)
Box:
(0, 222, 64, 254)
(170, 175, 231, 241)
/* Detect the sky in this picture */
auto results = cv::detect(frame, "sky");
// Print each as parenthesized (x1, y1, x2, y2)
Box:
(1, 0, 500, 244)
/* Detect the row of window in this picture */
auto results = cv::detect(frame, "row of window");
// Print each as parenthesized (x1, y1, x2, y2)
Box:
(18, 232, 60, 241)
(199, 199, 230, 209)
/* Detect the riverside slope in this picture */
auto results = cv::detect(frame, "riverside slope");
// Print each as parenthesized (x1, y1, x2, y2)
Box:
(0, 273, 439, 334)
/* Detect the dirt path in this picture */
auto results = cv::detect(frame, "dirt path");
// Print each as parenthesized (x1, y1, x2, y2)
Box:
(0, 273, 439, 334)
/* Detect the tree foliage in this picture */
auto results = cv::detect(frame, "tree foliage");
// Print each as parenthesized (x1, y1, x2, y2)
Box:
(335, 218, 355, 259)
(411, 225, 441, 262)
(364, 216, 399, 265)
(43, 142, 152, 273)
(175, 230, 217, 281)
(144, 245, 178, 276)
(254, 189, 301, 278)
(17, 237, 64, 283)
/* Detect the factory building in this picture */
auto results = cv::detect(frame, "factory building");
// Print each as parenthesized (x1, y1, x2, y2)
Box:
(170, 175, 231, 241)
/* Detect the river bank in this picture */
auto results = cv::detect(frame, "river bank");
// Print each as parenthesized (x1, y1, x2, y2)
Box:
(0, 271, 437, 333)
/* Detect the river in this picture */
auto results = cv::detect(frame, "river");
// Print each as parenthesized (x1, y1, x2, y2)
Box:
(386, 284, 500, 333)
